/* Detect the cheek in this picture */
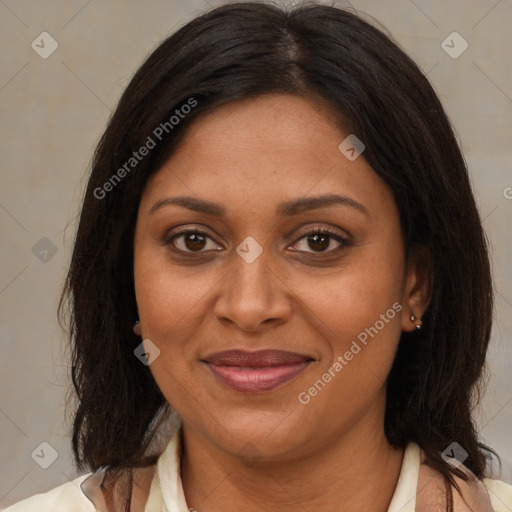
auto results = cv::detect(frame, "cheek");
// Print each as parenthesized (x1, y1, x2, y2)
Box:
(290, 245, 404, 396)
(296, 250, 404, 345)
(134, 246, 216, 343)
(133, 247, 223, 412)
(295, 279, 403, 422)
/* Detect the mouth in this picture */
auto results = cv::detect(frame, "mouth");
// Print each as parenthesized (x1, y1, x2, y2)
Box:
(201, 349, 315, 393)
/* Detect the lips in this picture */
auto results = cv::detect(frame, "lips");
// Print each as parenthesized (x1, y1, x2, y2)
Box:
(202, 349, 314, 392)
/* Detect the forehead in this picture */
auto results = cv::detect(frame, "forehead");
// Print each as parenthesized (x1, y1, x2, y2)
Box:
(140, 93, 393, 220)
(171, 93, 345, 166)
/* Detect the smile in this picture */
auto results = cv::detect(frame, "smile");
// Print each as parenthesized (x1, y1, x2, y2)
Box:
(202, 349, 314, 393)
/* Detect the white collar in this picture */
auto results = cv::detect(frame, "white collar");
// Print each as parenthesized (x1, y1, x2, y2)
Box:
(387, 441, 420, 512)
(148, 428, 421, 512)
(81, 426, 509, 511)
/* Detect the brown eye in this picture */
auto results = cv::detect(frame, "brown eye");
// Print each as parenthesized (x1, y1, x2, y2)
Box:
(306, 233, 331, 252)
(166, 229, 221, 253)
(182, 232, 207, 251)
(290, 228, 350, 255)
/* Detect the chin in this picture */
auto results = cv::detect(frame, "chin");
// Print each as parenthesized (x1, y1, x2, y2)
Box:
(197, 406, 318, 461)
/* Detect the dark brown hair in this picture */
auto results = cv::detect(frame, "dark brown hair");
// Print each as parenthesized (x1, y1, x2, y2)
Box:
(60, 1, 497, 510)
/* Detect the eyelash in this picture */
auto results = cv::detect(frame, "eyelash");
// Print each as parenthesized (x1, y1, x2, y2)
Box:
(163, 226, 351, 257)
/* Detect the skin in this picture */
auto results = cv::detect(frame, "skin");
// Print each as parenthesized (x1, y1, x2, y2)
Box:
(133, 93, 431, 512)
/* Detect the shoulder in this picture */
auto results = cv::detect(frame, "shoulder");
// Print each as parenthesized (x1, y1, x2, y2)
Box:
(1, 464, 158, 512)
(482, 476, 512, 511)
(1, 473, 96, 512)
(416, 455, 512, 512)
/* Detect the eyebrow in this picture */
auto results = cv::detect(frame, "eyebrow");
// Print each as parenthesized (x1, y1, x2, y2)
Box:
(149, 193, 369, 218)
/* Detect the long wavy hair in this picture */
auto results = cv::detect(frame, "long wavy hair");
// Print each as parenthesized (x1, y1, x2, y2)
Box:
(59, 2, 496, 510)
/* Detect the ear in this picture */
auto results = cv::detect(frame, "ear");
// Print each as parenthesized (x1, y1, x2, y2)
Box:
(133, 320, 142, 336)
(401, 245, 433, 333)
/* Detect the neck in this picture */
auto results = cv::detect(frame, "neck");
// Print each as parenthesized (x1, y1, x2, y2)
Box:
(180, 402, 404, 512)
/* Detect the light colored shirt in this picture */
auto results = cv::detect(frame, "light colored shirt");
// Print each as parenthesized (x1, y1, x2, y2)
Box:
(3, 427, 512, 511)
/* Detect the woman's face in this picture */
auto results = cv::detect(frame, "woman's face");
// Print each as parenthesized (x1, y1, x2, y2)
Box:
(134, 93, 425, 460)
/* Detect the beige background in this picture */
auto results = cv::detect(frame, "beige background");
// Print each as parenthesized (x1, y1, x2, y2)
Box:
(1, 0, 511, 507)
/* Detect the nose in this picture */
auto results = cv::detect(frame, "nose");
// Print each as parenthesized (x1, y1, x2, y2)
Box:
(213, 249, 292, 332)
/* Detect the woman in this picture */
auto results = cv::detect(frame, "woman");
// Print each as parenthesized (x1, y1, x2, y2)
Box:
(4, 2, 511, 511)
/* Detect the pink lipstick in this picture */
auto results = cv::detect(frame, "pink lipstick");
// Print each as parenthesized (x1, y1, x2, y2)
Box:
(203, 349, 313, 392)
